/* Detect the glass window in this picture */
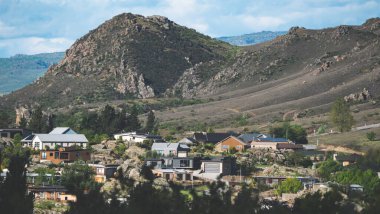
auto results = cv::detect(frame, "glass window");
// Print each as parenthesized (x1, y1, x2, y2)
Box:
(180, 159, 190, 167)
(222, 145, 229, 149)
(41, 152, 47, 159)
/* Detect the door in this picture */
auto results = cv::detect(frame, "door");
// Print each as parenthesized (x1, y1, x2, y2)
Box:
(205, 163, 220, 173)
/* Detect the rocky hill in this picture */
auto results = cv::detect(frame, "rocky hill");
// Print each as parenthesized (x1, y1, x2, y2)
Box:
(217, 31, 286, 46)
(1, 13, 233, 108)
(0, 52, 64, 95)
(1, 14, 380, 126)
(158, 18, 380, 125)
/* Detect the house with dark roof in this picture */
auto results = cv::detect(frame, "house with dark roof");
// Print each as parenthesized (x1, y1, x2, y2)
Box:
(0, 128, 32, 138)
(214, 136, 247, 152)
(146, 157, 201, 170)
(193, 132, 237, 144)
(333, 153, 362, 166)
(28, 185, 76, 202)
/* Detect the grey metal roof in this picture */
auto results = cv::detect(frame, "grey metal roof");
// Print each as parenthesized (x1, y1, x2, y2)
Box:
(49, 127, 77, 134)
(35, 134, 88, 143)
(238, 133, 267, 143)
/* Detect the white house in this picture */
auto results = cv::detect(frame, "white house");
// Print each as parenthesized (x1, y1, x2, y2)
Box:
(21, 127, 88, 150)
(113, 132, 163, 143)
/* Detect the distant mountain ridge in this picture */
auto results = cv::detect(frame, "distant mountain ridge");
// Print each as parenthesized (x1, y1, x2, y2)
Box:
(0, 52, 64, 94)
(217, 31, 287, 46)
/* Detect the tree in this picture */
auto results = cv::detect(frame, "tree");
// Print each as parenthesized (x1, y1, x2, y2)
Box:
(270, 123, 308, 144)
(366, 131, 376, 141)
(0, 154, 33, 213)
(276, 178, 303, 195)
(18, 116, 28, 129)
(28, 106, 45, 133)
(330, 98, 354, 132)
(0, 110, 12, 128)
(317, 159, 342, 181)
(61, 161, 96, 195)
(126, 105, 141, 132)
(99, 105, 116, 135)
(145, 110, 155, 133)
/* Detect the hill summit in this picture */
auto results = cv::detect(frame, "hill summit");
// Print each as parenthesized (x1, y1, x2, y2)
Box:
(2, 13, 232, 108)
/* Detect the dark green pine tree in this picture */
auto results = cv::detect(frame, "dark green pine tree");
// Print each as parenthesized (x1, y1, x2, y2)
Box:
(145, 110, 155, 133)
(0, 155, 34, 213)
(99, 105, 116, 135)
(18, 116, 28, 129)
(28, 106, 44, 133)
(126, 105, 141, 132)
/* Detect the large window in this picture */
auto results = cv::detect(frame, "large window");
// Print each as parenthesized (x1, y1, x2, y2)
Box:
(180, 159, 190, 167)
(222, 145, 229, 149)
(41, 152, 47, 159)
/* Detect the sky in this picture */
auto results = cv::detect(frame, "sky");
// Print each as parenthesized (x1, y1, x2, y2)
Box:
(0, 0, 379, 57)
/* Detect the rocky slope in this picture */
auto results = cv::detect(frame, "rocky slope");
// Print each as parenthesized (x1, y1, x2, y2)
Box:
(1, 14, 380, 126)
(158, 18, 380, 125)
(1, 13, 232, 108)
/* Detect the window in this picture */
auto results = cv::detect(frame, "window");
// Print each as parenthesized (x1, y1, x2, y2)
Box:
(49, 152, 53, 157)
(180, 159, 190, 167)
(60, 152, 69, 160)
(236, 145, 241, 149)
(55, 152, 59, 159)
(41, 152, 47, 159)
(222, 145, 229, 149)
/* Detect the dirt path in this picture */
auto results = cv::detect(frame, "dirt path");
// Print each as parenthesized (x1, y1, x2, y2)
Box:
(318, 145, 364, 155)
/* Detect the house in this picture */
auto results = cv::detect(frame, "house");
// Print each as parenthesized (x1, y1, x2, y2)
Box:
(333, 153, 361, 166)
(152, 169, 194, 181)
(193, 132, 237, 144)
(251, 137, 292, 150)
(0, 128, 31, 138)
(238, 133, 269, 144)
(88, 164, 119, 183)
(200, 156, 236, 175)
(21, 127, 88, 150)
(146, 157, 201, 170)
(40, 147, 91, 164)
(151, 143, 190, 157)
(113, 132, 163, 143)
(214, 136, 247, 152)
(177, 137, 197, 145)
(28, 185, 76, 202)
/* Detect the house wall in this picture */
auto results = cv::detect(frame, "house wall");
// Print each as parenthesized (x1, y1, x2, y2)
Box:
(215, 137, 245, 152)
(173, 159, 194, 169)
(40, 150, 90, 164)
(59, 194, 77, 202)
(251, 142, 278, 150)
(177, 151, 188, 157)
